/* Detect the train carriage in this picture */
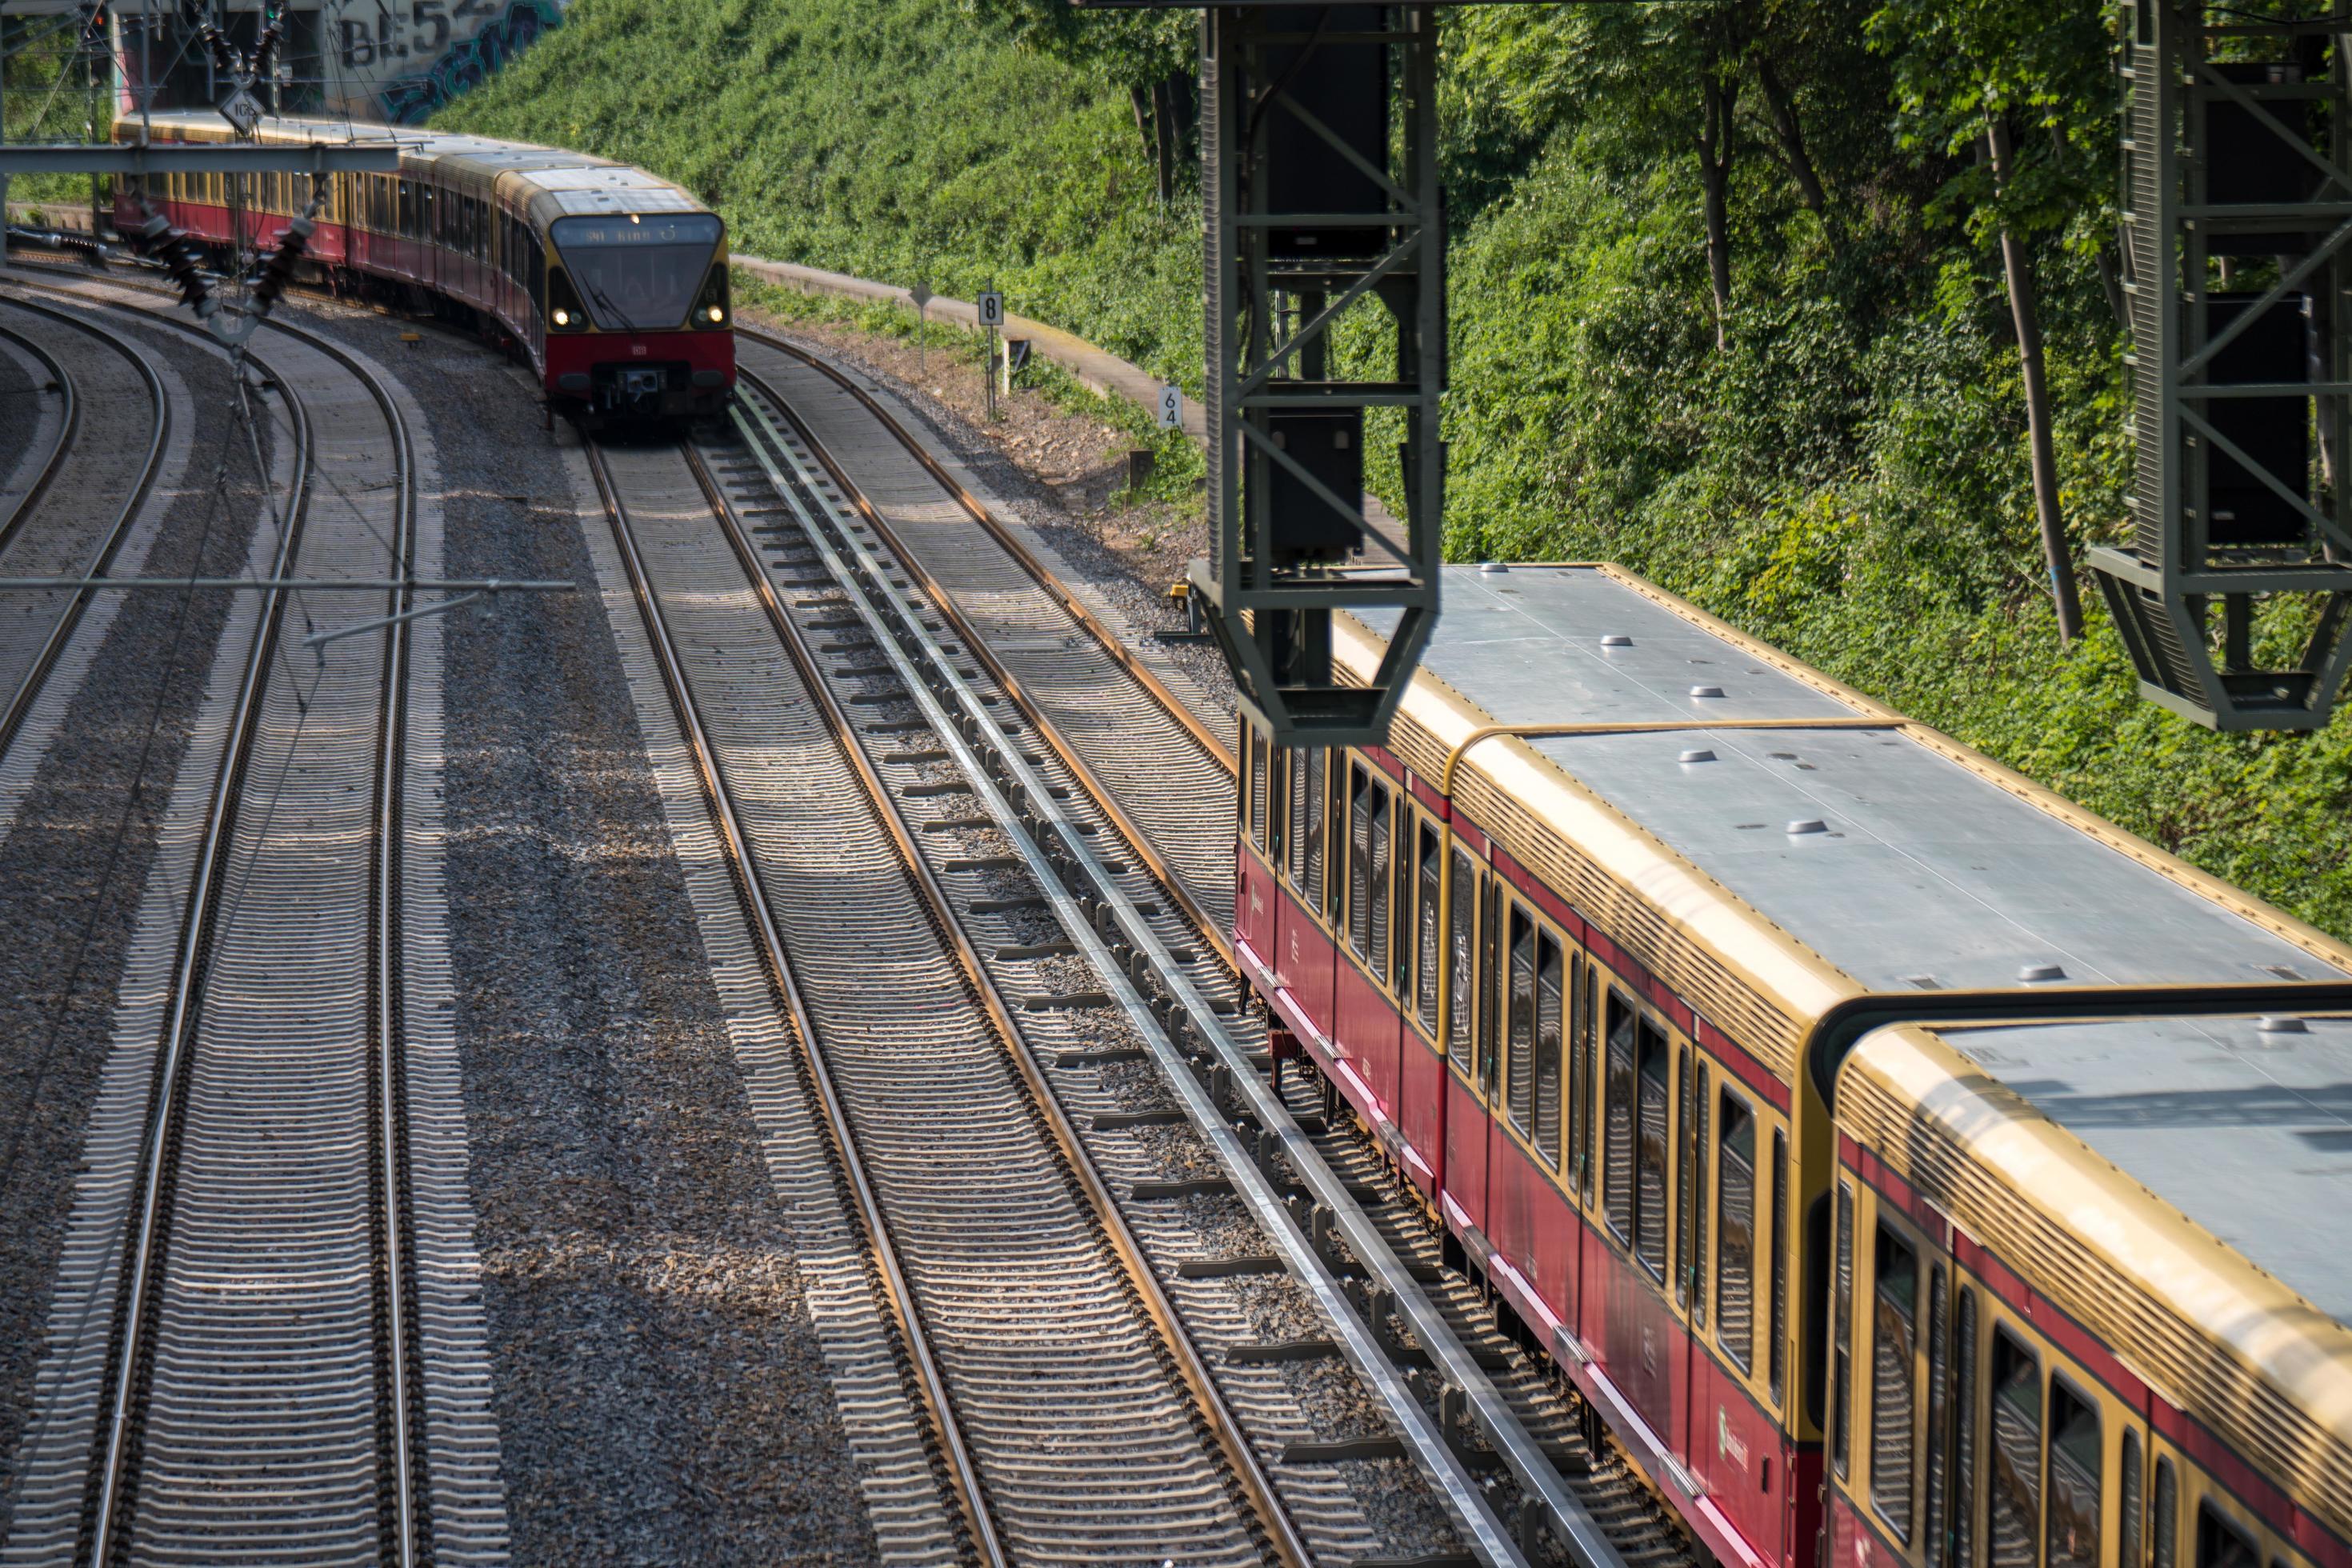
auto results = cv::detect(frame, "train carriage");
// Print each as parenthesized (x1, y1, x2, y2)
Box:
(110, 111, 733, 421)
(1830, 1016, 2352, 1568)
(1229, 562, 2352, 1568)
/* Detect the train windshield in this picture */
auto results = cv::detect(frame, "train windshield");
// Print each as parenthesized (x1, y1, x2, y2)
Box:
(549, 213, 723, 330)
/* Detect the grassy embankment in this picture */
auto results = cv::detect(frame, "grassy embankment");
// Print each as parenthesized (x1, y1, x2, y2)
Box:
(438, 0, 2352, 942)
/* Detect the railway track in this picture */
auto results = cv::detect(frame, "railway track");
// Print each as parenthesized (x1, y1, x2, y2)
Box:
(731, 330, 1695, 1568)
(0, 298, 170, 766)
(587, 427, 1305, 1566)
(0, 279, 504, 1567)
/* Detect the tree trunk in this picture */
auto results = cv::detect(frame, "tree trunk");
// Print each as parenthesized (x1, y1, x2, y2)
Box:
(1698, 65, 1738, 350)
(1130, 82, 1158, 174)
(1754, 57, 1830, 226)
(1151, 75, 1178, 206)
(1985, 111, 2086, 644)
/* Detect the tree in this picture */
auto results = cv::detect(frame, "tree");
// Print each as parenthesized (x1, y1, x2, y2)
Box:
(966, 0, 1196, 201)
(1867, 0, 2115, 642)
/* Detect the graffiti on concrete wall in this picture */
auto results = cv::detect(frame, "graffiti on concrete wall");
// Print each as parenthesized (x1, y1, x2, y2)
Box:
(322, 0, 564, 124)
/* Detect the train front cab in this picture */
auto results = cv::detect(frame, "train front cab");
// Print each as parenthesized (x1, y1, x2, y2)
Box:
(1826, 1033, 2350, 1568)
(1234, 726, 1819, 1568)
(537, 210, 734, 421)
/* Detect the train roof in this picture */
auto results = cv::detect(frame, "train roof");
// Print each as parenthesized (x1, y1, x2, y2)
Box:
(1840, 1019, 2352, 1537)
(1351, 566, 2347, 1014)
(1929, 1013, 2352, 1321)
(123, 111, 710, 217)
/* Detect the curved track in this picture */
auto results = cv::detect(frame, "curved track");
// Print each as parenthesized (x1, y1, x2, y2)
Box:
(0, 318, 75, 549)
(0, 298, 170, 764)
(0, 275, 502, 1568)
(588, 428, 1299, 1567)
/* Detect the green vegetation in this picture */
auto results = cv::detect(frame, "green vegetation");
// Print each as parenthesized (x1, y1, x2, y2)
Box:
(438, 0, 2352, 940)
(1, 14, 106, 208)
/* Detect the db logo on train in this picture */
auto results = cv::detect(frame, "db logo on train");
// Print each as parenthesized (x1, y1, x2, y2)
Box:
(1715, 1406, 1748, 1472)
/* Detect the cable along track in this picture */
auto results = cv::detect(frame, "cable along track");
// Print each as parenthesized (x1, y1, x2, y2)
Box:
(0, 295, 170, 766)
(729, 349, 1694, 1568)
(586, 430, 1296, 1566)
(0, 303, 443, 1568)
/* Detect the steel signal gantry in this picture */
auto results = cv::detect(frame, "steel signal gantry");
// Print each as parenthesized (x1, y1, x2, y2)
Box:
(1076, 0, 1450, 746)
(2095, 1, 2352, 730)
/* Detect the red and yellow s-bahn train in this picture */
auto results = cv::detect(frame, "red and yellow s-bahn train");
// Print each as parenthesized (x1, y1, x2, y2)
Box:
(112, 111, 734, 420)
(1230, 562, 2352, 1568)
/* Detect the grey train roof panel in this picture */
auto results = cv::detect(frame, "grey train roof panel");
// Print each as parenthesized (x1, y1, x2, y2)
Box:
(1930, 1014, 2352, 1322)
(1360, 566, 2338, 992)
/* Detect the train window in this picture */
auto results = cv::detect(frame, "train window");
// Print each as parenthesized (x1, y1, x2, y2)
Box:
(1580, 969, 1600, 1203)
(1268, 746, 1289, 867)
(1926, 1265, 1949, 1564)
(2121, 1434, 2142, 1568)
(1369, 782, 1392, 980)
(1506, 906, 1536, 1135)
(1686, 1062, 1709, 1323)
(1955, 1290, 1978, 1568)
(1534, 932, 1562, 1165)
(1347, 765, 1371, 959)
(1988, 1329, 2041, 1568)
(1770, 1130, 1789, 1406)
(1634, 1018, 1670, 1280)
(1390, 806, 1413, 996)
(1872, 1223, 1920, 1542)
(1832, 1179, 1854, 1478)
(2195, 1507, 2255, 1568)
(2047, 1379, 2099, 1568)
(1567, 958, 1588, 1190)
(1246, 730, 1267, 853)
(1603, 991, 1636, 1242)
(1477, 874, 1501, 1098)
(1716, 1091, 1755, 1370)
(1415, 824, 1440, 1035)
(1304, 750, 1327, 914)
(2152, 1460, 2177, 1568)
(1447, 848, 1475, 1064)
(1286, 749, 1310, 893)
(1675, 1047, 1693, 1306)
(1326, 750, 1345, 922)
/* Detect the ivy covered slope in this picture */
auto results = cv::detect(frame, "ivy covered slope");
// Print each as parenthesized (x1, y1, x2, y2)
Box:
(438, 0, 2352, 942)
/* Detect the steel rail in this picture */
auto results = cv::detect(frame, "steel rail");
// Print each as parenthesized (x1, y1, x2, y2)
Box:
(0, 292, 170, 765)
(729, 380, 1524, 1560)
(362, 335, 424, 1568)
(737, 354, 1239, 972)
(679, 437, 1312, 1568)
(0, 310, 78, 559)
(738, 324, 1236, 776)
(76, 316, 429, 1568)
(80, 335, 318, 1568)
(733, 371, 1638, 1568)
(581, 436, 1007, 1568)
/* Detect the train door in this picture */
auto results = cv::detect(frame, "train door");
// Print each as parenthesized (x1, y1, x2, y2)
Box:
(1442, 845, 1492, 1235)
(1678, 1045, 1709, 1475)
(1591, 974, 1682, 1446)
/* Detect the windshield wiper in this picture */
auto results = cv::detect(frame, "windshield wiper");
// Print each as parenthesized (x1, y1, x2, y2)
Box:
(583, 278, 638, 332)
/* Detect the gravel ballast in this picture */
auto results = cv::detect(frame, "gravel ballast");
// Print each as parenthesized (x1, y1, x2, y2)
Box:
(313, 312, 881, 1564)
(0, 298, 270, 1539)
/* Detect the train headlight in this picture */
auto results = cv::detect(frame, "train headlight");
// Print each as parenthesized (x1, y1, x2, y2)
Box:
(706, 306, 725, 323)
(552, 308, 571, 326)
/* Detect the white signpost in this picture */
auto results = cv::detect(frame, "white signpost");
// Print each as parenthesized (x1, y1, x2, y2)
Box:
(910, 281, 933, 378)
(1158, 385, 1183, 431)
(978, 288, 1005, 418)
